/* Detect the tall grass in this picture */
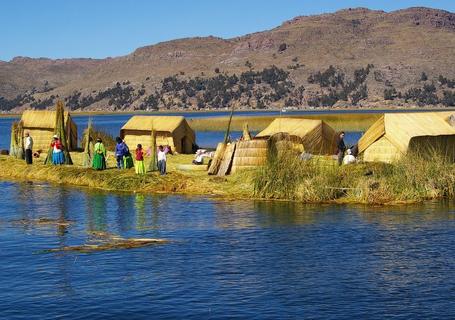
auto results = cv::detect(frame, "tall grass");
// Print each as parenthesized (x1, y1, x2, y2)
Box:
(254, 148, 455, 204)
(82, 127, 116, 151)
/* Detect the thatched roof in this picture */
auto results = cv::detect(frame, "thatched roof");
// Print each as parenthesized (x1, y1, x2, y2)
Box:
(256, 118, 325, 138)
(121, 116, 188, 132)
(21, 110, 72, 129)
(358, 112, 455, 154)
(256, 118, 337, 155)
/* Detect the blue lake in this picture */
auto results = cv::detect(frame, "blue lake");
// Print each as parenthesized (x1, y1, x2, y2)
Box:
(0, 181, 453, 319)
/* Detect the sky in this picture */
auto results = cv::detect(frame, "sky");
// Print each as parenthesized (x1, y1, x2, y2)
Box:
(1, 0, 454, 61)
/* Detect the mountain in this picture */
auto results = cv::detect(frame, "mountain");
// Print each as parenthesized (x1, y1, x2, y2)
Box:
(1, 7, 455, 112)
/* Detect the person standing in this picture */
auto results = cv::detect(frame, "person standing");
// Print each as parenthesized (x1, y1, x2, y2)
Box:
(135, 144, 146, 175)
(24, 132, 33, 164)
(336, 132, 346, 166)
(115, 137, 128, 169)
(51, 135, 65, 165)
(92, 138, 107, 170)
(157, 145, 167, 175)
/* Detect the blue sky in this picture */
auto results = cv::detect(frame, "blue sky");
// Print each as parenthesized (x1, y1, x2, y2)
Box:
(1, 0, 454, 61)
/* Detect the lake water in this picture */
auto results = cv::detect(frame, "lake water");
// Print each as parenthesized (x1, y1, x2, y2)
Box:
(0, 181, 453, 319)
(0, 108, 437, 151)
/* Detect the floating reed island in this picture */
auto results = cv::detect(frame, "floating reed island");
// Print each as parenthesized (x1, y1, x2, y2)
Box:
(3, 102, 455, 205)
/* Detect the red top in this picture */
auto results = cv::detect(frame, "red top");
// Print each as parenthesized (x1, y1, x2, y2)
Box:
(51, 140, 63, 150)
(135, 148, 144, 161)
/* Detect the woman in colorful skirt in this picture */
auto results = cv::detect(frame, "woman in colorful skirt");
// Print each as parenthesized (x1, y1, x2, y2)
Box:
(135, 144, 146, 175)
(51, 135, 65, 165)
(92, 138, 107, 170)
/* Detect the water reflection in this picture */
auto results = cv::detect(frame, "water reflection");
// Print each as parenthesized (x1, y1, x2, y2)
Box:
(86, 192, 108, 232)
(1, 181, 454, 319)
(116, 195, 134, 232)
(352, 201, 455, 225)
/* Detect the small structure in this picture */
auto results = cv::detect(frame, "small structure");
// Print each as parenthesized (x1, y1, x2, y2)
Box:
(358, 112, 455, 163)
(231, 139, 268, 174)
(255, 118, 338, 155)
(120, 116, 196, 154)
(21, 110, 78, 151)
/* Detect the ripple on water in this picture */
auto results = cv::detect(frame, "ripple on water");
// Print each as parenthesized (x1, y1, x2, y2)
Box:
(0, 181, 453, 319)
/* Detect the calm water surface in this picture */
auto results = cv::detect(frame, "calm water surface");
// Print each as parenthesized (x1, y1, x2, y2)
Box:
(0, 181, 453, 319)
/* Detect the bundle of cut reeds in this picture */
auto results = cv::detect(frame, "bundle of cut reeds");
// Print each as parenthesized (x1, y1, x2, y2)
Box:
(45, 100, 73, 165)
(148, 128, 158, 172)
(82, 119, 94, 167)
(9, 120, 24, 159)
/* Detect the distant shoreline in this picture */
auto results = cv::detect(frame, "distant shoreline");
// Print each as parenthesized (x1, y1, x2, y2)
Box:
(2, 106, 455, 118)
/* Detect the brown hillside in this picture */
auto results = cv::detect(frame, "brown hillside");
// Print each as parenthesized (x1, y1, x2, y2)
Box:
(1, 7, 455, 111)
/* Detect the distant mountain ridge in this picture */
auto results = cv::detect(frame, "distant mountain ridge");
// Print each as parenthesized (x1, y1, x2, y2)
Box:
(1, 7, 455, 112)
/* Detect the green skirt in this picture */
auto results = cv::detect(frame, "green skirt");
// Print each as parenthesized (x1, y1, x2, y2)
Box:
(93, 153, 106, 170)
(124, 154, 134, 169)
(135, 160, 146, 174)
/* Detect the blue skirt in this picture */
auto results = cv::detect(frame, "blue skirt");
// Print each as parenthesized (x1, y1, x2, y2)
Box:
(52, 151, 65, 165)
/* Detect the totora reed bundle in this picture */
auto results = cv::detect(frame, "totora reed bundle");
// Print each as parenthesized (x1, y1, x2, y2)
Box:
(82, 119, 94, 167)
(148, 128, 158, 172)
(45, 100, 73, 165)
(9, 120, 24, 159)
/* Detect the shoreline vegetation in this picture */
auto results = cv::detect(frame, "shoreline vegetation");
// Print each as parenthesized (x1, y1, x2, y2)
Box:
(2, 149, 455, 205)
(2, 106, 455, 118)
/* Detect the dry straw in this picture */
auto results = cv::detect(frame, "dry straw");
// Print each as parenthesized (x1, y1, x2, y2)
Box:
(45, 100, 73, 165)
(9, 120, 24, 159)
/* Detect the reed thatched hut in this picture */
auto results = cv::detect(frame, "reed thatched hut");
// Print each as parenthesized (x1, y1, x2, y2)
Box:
(255, 118, 338, 155)
(21, 110, 78, 151)
(358, 112, 455, 163)
(120, 116, 196, 154)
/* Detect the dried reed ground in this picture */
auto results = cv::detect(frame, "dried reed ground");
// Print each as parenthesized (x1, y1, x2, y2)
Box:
(1, 148, 455, 204)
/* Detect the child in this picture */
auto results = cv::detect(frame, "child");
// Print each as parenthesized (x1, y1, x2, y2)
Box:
(157, 145, 167, 175)
(135, 144, 146, 175)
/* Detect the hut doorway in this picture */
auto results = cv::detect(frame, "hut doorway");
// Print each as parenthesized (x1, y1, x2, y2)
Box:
(181, 137, 187, 153)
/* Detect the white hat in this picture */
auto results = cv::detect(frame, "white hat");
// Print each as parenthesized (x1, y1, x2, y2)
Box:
(53, 135, 58, 139)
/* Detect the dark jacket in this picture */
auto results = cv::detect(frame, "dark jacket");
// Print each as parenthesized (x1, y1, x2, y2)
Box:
(337, 137, 346, 153)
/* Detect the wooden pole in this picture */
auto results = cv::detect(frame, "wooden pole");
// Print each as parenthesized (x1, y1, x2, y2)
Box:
(148, 127, 158, 172)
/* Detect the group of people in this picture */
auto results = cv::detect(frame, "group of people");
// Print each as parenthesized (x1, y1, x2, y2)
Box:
(21, 133, 169, 175)
(336, 131, 358, 165)
(92, 137, 168, 175)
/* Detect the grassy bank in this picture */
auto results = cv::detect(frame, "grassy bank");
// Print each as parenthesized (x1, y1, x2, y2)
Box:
(1, 150, 454, 205)
(0, 153, 253, 198)
(253, 150, 455, 204)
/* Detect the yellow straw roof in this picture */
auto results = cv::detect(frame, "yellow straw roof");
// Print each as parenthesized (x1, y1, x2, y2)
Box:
(359, 112, 455, 153)
(121, 116, 187, 132)
(21, 110, 71, 129)
(256, 118, 324, 138)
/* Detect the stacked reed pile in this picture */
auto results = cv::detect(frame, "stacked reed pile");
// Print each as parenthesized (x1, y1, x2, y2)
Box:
(231, 139, 268, 174)
(82, 119, 94, 167)
(9, 120, 24, 159)
(45, 100, 73, 165)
